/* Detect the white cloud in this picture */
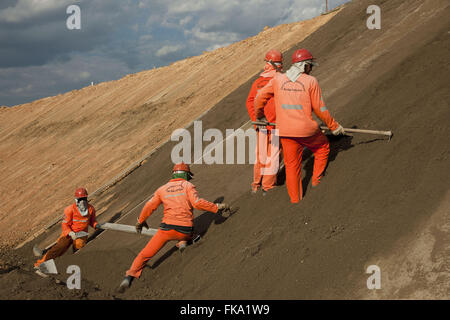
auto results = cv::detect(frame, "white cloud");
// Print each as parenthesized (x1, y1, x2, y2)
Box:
(166, 0, 211, 15)
(78, 71, 91, 80)
(206, 43, 231, 51)
(179, 15, 192, 26)
(151, 0, 345, 56)
(185, 27, 239, 43)
(0, 0, 75, 23)
(11, 84, 32, 94)
(139, 34, 153, 42)
(0, 54, 130, 106)
(155, 44, 183, 57)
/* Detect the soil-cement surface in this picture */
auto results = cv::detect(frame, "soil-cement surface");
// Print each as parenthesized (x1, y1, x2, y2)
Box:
(1, 0, 449, 299)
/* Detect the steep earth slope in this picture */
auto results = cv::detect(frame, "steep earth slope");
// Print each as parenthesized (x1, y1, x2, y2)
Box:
(0, 10, 339, 247)
(1, 0, 449, 300)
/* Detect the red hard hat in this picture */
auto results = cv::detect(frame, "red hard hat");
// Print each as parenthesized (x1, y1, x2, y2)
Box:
(75, 187, 88, 199)
(172, 162, 193, 175)
(264, 49, 283, 63)
(292, 48, 315, 64)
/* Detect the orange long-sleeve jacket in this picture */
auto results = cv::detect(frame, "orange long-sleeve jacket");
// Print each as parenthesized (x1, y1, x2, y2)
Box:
(254, 72, 339, 137)
(61, 203, 98, 236)
(138, 178, 218, 227)
(246, 71, 277, 130)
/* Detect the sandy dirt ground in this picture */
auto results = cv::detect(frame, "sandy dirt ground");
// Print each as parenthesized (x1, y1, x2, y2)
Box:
(0, 0, 449, 300)
(357, 191, 450, 299)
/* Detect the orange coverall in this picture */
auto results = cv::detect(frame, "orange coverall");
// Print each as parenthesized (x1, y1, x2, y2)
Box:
(34, 203, 98, 267)
(246, 65, 281, 192)
(254, 72, 339, 203)
(126, 178, 218, 278)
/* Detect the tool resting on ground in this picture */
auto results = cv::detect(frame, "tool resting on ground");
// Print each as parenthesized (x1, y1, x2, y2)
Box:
(251, 121, 393, 140)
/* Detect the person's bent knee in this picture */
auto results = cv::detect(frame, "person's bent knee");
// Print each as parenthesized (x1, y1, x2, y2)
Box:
(73, 237, 87, 251)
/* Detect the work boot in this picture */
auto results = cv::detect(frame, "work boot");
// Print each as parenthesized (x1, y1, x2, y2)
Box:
(118, 275, 134, 293)
(262, 188, 274, 196)
(192, 234, 201, 244)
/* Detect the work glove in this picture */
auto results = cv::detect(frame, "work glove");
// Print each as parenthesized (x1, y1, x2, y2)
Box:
(256, 117, 268, 131)
(135, 220, 149, 234)
(215, 203, 230, 212)
(332, 124, 346, 136)
(216, 203, 232, 218)
(68, 231, 77, 240)
(94, 223, 102, 230)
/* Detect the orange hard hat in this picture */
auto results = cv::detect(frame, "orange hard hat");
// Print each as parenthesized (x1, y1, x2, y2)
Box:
(264, 49, 283, 63)
(75, 187, 88, 199)
(292, 48, 315, 64)
(172, 162, 193, 176)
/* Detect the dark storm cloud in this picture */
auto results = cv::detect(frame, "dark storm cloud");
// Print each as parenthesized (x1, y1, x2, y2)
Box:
(0, 0, 138, 68)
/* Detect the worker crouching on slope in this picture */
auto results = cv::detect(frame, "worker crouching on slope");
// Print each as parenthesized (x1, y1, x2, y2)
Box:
(34, 187, 101, 268)
(254, 49, 346, 203)
(119, 163, 229, 292)
(246, 49, 283, 195)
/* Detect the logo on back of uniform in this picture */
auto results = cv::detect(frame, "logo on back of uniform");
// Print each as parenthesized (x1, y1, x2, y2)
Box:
(281, 80, 305, 92)
(167, 183, 184, 193)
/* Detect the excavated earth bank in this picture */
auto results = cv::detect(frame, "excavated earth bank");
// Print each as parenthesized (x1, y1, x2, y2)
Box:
(0, 0, 449, 299)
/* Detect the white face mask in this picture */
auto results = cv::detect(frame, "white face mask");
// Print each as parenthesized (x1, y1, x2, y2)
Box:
(76, 198, 89, 216)
(286, 61, 308, 82)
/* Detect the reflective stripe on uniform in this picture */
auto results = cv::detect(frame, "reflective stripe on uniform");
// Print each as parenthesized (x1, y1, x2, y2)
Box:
(320, 106, 328, 112)
(164, 193, 186, 198)
(73, 219, 88, 222)
(281, 104, 303, 110)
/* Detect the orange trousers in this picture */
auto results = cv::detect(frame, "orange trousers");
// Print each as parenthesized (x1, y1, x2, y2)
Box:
(252, 129, 281, 192)
(34, 233, 87, 267)
(126, 229, 191, 278)
(280, 131, 330, 203)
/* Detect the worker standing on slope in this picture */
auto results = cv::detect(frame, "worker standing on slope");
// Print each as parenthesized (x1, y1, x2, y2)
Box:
(254, 49, 346, 203)
(246, 49, 283, 195)
(118, 163, 229, 292)
(34, 187, 101, 268)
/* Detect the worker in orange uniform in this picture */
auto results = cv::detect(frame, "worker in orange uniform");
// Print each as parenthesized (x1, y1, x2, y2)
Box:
(118, 163, 229, 292)
(34, 187, 101, 268)
(254, 49, 346, 203)
(246, 49, 283, 194)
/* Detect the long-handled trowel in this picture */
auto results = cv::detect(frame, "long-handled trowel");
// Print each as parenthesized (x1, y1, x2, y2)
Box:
(251, 121, 393, 140)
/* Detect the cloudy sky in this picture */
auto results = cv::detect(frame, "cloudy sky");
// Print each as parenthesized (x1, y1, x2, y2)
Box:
(0, 0, 348, 106)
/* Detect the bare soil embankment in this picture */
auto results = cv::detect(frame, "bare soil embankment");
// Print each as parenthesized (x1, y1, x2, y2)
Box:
(1, 0, 449, 299)
(0, 11, 339, 247)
